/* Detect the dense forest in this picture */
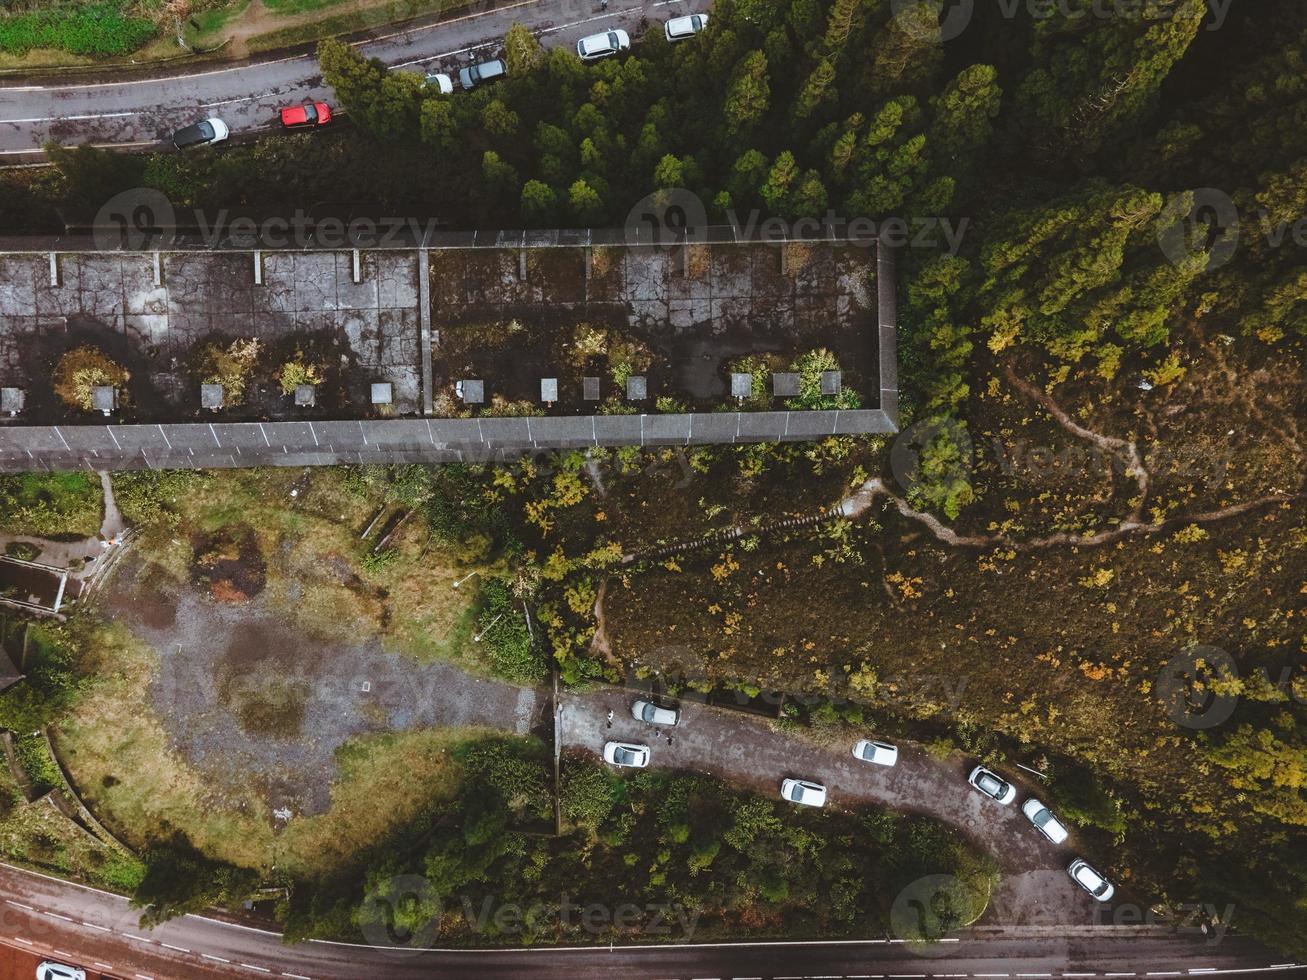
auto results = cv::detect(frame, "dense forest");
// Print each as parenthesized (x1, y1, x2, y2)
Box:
(1, 0, 1305, 960)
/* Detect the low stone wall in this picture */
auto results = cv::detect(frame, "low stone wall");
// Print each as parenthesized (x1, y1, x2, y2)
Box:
(0, 408, 896, 473)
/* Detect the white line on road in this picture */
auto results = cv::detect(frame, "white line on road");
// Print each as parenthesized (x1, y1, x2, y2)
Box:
(42, 911, 73, 922)
(94, 964, 114, 971)
(280, 973, 312, 980)
(13, 937, 32, 945)
(203, 953, 232, 963)
(241, 965, 273, 973)
(83, 922, 112, 932)
(5, 901, 33, 911)
(161, 942, 191, 952)
(125, 933, 156, 943)
(1, 112, 136, 123)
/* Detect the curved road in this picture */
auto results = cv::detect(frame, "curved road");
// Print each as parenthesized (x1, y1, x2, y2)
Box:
(1, 865, 1304, 980)
(0, 0, 708, 162)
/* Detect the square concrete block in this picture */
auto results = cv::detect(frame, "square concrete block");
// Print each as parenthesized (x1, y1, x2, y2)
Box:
(201, 383, 224, 410)
(91, 386, 117, 415)
(459, 379, 485, 404)
(772, 372, 799, 397)
(371, 382, 393, 405)
(582, 376, 601, 401)
(730, 373, 753, 398)
(540, 378, 558, 403)
(295, 384, 317, 408)
(626, 375, 647, 400)
(0, 387, 24, 415)
(821, 370, 842, 395)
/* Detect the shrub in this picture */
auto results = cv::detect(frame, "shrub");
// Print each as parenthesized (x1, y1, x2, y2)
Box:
(0, 4, 157, 57)
(52, 346, 129, 411)
(277, 355, 325, 395)
(198, 338, 262, 405)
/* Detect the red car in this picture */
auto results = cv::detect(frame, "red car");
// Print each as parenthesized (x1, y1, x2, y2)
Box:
(279, 101, 332, 129)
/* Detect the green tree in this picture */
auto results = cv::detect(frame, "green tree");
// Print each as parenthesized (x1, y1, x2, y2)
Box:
(724, 51, 770, 134)
(504, 22, 543, 75)
(568, 179, 604, 224)
(420, 98, 458, 152)
(520, 180, 557, 225)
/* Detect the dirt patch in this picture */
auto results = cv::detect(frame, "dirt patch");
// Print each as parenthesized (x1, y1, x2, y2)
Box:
(190, 524, 266, 602)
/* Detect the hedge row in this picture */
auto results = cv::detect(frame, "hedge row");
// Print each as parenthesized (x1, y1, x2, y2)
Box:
(0, 4, 157, 56)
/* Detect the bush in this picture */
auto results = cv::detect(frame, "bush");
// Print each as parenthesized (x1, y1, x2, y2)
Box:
(561, 761, 617, 829)
(477, 578, 545, 683)
(51, 346, 129, 412)
(276, 355, 325, 395)
(0, 472, 102, 537)
(197, 338, 262, 405)
(0, 4, 157, 57)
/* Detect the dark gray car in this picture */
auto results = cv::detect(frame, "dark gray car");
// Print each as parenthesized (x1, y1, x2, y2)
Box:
(459, 58, 507, 90)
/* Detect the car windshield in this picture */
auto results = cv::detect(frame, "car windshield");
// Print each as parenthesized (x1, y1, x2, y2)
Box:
(788, 784, 805, 801)
(641, 703, 657, 721)
(303, 105, 317, 123)
(197, 121, 214, 140)
(608, 31, 618, 46)
(1032, 808, 1050, 826)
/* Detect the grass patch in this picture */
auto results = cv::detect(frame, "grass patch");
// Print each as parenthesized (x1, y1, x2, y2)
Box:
(0, 3, 157, 57)
(247, 0, 470, 53)
(0, 472, 102, 537)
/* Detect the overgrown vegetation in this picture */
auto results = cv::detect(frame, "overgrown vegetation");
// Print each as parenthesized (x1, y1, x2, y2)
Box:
(0, 0, 156, 56)
(0, 472, 102, 537)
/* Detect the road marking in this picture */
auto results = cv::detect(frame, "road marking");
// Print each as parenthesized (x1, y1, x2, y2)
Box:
(94, 964, 114, 971)
(975, 974, 1010, 977)
(53, 949, 72, 957)
(241, 965, 272, 973)
(281, 974, 312, 980)
(158, 423, 172, 449)
(125, 933, 155, 943)
(4, 901, 33, 911)
(1, 111, 136, 123)
(136, 974, 155, 980)
(14, 937, 32, 945)
(162, 942, 191, 952)
(42, 911, 73, 922)
(1064, 974, 1098, 977)
(83, 922, 112, 932)
(1190, 971, 1217, 975)
(203, 953, 232, 962)
(1105, 973, 1136, 977)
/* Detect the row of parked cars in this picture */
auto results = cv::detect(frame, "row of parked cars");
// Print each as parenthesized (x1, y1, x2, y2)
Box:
(171, 13, 708, 149)
(602, 702, 1116, 905)
(427, 14, 708, 93)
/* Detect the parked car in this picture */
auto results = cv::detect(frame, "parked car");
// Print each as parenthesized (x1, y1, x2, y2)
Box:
(279, 101, 332, 129)
(967, 765, 1017, 804)
(425, 72, 454, 94)
(1022, 798, 1070, 844)
(459, 58, 507, 90)
(37, 963, 87, 980)
(171, 117, 229, 150)
(603, 740, 650, 768)
(632, 699, 679, 726)
(1068, 858, 1115, 902)
(665, 13, 709, 41)
(576, 28, 630, 61)
(852, 739, 899, 766)
(780, 778, 827, 808)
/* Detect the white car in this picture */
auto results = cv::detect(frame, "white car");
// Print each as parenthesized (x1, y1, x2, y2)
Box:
(577, 28, 630, 61)
(171, 117, 229, 149)
(665, 13, 708, 41)
(967, 765, 1017, 804)
(1022, 798, 1070, 844)
(780, 778, 827, 808)
(425, 71, 454, 94)
(37, 963, 87, 980)
(1068, 858, 1115, 902)
(603, 740, 650, 768)
(852, 739, 898, 766)
(632, 699, 679, 726)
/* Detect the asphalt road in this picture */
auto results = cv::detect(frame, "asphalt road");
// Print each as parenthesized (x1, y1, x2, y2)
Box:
(1, 865, 1304, 980)
(0, 0, 709, 161)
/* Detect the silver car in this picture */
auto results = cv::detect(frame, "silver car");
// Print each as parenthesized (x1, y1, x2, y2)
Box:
(852, 739, 898, 766)
(1022, 798, 1070, 844)
(632, 699, 679, 726)
(780, 778, 827, 807)
(37, 963, 87, 980)
(577, 28, 630, 61)
(603, 740, 650, 768)
(968, 765, 1017, 804)
(1068, 858, 1115, 902)
(665, 13, 708, 41)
